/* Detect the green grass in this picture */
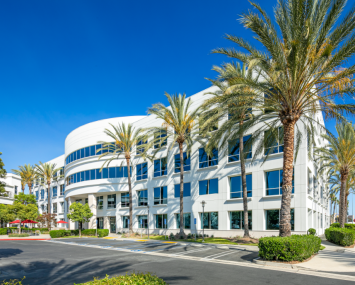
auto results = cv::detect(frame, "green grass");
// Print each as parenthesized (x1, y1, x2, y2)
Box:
(58, 236, 98, 238)
(186, 237, 258, 246)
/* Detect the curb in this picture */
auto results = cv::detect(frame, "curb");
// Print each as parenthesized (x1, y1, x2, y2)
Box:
(0, 238, 51, 241)
(253, 257, 300, 269)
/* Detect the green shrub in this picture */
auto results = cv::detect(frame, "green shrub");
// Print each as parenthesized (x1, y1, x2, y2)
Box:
(325, 227, 355, 246)
(0, 228, 8, 235)
(9, 234, 30, 237)
(308, 228, 316, 235)
(97, 229, 109, 237)
(330, 223, 355, 231)
(75, 273, 166, 285)
(50, 230, 66, 238)
(258, 235, 321, 262)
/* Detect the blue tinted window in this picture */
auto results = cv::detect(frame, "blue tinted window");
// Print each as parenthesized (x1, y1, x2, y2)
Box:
(230, 174, 252, 198)
(154, 186, 167, 205)
(102, 168, 108, 179)
(79, 171, 84, 182)
(52, 186, 57, 197)
(85, 170, 90, 181)
(109, 167, 116, 178)
(137, 140, 147, 155)
(90, 145, 95, 156)
(264, 127, 284, 155)
(154, 130, 167, 149)
(136, 162, 148, 180)
(154, 157, 167, 177)
(138, 190, 148, 206)
(73, 174, 77, 183)
(199, 148, 218, 168)
(199, 178, 218, 195)
(96, 144, 102, 155)
(228, 135, 252, 162)
(85, 147, 90, 157)
(90, 169, 95, 180)
(73, 151, 77, 161)
(96, 169, 102, 179)
(76, 150, 80, 160)
(175, 152, 190, 173)
(174, 183, 191, 198)
(265, 170, 294, 196)
(116, 167, 123, 178)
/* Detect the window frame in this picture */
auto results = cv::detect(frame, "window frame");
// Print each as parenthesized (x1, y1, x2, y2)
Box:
(228, 135, 252, 162)
(121, 192, 129, 208)
(136, 162, 148, 181)
(199, 148, 218, 168)
(229, 174, 252, 199)
(265, 169, 294, 196)
(154, 186, 167, 205)
(199, 178, 219, 195)
(153, 157, 168, 177)
(266, 209, 295, 231)
(174, 152, 191, 173)
(107, 194, 116, 209)
(97, 196, 104, 210)
(137, 189, 148, 206)
(174, 183, 191, 198)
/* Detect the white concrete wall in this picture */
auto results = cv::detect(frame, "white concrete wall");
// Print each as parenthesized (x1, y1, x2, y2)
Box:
(0, 173, 21, 205)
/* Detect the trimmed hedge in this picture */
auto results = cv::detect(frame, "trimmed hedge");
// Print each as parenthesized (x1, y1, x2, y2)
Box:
(330, 223, 355, 231)
(0, 228, 8, 235)
(7, 227, 49, 233)
(75, 273, 166, 285)
(50, 229, 109, 238)
(325, 227, 355, 246)
(258, 235, 321, 261)
(82, 229, 109, 237)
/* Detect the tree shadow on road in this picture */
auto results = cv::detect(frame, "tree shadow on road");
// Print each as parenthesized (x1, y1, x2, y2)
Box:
(0, 249, 23, 258)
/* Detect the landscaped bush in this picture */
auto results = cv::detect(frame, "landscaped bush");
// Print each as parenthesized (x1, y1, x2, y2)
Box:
(9, 234, 30, 237)
(258, 235, 321, 262)
(81, 229, 109, 237)
(7, 227, 48, 233)
(308, 228, 316, 235)
(325, 227, 355, 246)
(0, 228, 8, 235)
(330, 223, 355, 231)
(76, 273, 166, 285)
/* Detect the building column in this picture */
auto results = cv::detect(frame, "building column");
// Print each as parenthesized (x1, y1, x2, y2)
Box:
(88, 194, 97, 229)
(104, 216, 110, 232)
(67, 197, 76, 230)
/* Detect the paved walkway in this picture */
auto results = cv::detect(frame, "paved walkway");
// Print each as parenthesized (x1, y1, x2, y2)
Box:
(0, 234, 51, 240)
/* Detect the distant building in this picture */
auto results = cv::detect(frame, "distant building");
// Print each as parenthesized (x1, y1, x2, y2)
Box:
(0, 173, 21, 205)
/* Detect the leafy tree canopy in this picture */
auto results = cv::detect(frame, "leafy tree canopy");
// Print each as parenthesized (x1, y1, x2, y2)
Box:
(14, 192, 37, 205)
(0, 204, 15, 224)
(67, 202, 93, 224)
(0, 152, 7, 195)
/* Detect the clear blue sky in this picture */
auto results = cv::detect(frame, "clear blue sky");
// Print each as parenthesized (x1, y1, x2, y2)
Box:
(0, 0, 354, 215)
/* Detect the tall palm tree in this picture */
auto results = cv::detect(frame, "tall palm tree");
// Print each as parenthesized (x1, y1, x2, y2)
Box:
(35, 162, 62, 214)
(213, 0, 355, 236)
(328, 168, 355, 224)
(200, 62, 257, 238)
(12, 166, 27, 193)
(316, 123, 355, 228)
(329, 193, 338, 224)
(147, 93, 200, 236)
(98, 123, 148, 234)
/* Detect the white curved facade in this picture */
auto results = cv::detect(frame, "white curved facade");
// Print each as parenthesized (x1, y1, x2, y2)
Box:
(34, 86, 330, 237)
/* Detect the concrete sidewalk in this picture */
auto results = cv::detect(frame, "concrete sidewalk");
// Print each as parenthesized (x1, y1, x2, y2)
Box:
(0, 234, 51, 240)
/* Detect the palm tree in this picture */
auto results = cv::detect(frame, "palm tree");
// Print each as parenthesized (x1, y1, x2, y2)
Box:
(329, 193, 338, 224)
(35, 162, 62, 214)
(328, 168, 355, 225)
(200, 62, 257, 238)
(316, 123, 355, 228)
(147, 93, 200, 236)
(12, 166, 27, 193)
(97, 123, 148, 234)
(213, 0, 355, 236)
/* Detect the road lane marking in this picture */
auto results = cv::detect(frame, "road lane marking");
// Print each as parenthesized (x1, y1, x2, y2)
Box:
(171, 247, 211, 256)
(202, 250, 236, 260)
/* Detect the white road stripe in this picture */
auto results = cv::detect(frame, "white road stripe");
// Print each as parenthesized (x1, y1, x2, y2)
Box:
(202, 250, 236, 260)
(171, 247, 211, 256)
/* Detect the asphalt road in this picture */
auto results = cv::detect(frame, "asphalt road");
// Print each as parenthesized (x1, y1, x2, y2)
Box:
(0, 239, 353, 285)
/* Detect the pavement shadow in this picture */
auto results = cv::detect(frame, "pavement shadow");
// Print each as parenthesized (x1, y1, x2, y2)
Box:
(0, 248, 23, 258)
(239, 251, 259, 262)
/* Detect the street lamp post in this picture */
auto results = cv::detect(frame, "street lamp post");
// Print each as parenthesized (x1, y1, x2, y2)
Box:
(147, 205, 150, 239)
(201, 200, 206, 242)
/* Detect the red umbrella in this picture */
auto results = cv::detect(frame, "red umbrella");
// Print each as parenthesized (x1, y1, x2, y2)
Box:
(57, 220, 68, 224)
(9, 220, 20, 224)
(21, 220, 38, 224)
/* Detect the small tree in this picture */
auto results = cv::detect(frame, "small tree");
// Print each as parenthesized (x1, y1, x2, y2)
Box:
(37, 213, 57, 230)
(9, 202, 38, 234)
(0, 152, 7, 197)
(14, 193, 37, 205)
(0, 204, 15, 227)
(67, 202, 93, 237)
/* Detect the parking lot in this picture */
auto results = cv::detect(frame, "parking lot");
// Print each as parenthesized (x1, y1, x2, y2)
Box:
(0, 239, 353, 285)
(49, 238, 259, 263)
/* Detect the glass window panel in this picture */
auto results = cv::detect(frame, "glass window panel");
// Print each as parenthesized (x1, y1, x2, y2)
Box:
(90, 169, 95, 180)
(138, 215, 148, 228)
(175, 152, 190, 173)
(138, 190, 148, 206)
(116, 167, 123, 178)
(107, 194, 116, 209)
(96, 169, 102, 179)
(102, 168, 108, 179)
(90, 145, 95, 156)
(175, 183, 191, 198)
(85, 170, 90, 181)
(266, 209, 280, 230)
(209, 178, 218, 194)
(230, 176, 241, 198)
(80, 148, 84, 158)
(121, 192, 129, 207)
(73, 173, 77, 183)
(122, 216, 129, 228)
(199, 180, 208, 195)
(97, 196, 104, 210)
(176, 213, 191, 229)
(199, 148, 208, 168)
(73, 151, 77, 161)
(109, 167, 116, 178)
(96, 144, 102, 155)
(156, 214, 168, 229)
(80, 171, 84, 182)
(85, 147, 90, 157)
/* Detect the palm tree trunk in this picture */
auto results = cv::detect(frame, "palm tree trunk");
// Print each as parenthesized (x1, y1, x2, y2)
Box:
(179, 142, 184, 236)
(333, 201, 336, 224)
(22, 185, 25, 193)
(239, 123, 249, 238)
(339, 172, 348, 228)
(28, 183, 32, 195)
(126, 158, 133, 234)
(47, 183, 51, 214)
(279, 121, 295, 237)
